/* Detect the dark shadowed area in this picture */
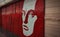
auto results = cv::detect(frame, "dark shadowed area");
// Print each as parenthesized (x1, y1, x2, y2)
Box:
(0, 27, 19, 37)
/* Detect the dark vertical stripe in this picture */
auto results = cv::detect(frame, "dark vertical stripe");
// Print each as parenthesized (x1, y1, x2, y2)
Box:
(0, 9, 2, 27)
(0, 8, 2, 32)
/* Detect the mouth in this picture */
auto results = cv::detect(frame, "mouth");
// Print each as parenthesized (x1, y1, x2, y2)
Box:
(23, 25, 29, 31)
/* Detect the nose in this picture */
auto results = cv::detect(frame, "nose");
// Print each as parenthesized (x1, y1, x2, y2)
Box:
(24, 10, 34, 24)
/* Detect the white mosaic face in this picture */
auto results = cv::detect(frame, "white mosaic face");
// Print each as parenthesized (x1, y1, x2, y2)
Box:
(22, 0, 37, 36)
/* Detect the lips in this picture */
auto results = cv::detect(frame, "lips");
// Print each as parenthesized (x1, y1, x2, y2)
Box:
(23, 25, 29, 31)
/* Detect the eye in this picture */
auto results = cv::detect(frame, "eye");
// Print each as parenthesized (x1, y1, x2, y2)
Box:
(28, 10, 35, 17)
